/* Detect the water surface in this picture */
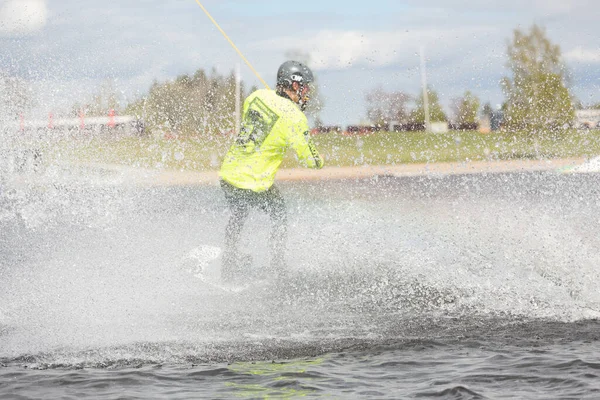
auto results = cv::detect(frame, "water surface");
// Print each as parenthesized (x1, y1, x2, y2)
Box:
(1, 171, 599, 398)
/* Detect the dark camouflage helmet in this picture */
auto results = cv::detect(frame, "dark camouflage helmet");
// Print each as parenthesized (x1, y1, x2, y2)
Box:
(276, 61, 314, 88)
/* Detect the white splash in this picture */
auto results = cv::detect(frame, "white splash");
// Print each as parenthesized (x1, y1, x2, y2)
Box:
(570, 156, 600, 173)
(0, 0, 48, 37)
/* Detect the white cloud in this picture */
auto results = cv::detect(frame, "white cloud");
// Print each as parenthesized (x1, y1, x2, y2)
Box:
(257, 27, 495, 71)
(3, 0, 599, 124)
(403, 0, 595, 15)
(565, 46, 600, 64)
(0, 0, 48, 37)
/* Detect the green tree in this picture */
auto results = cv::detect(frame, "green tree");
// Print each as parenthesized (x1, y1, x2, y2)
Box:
(0, 70, 34, 119)
(87, 79, 121, 116)
(365, 87, 410, 127)
(481, 102, 494, 120)
(451, 91, 480, 125)
(410, 87, 447, 124)
(125, 68, 245, 136)
(501, 24, 574, 132)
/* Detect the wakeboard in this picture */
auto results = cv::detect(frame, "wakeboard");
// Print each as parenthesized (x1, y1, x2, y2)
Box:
(181, 245, 267, 293)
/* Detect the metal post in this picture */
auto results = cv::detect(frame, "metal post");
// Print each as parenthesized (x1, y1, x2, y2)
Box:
(235, 63, 241, 136)
(420, 46, 431, 132)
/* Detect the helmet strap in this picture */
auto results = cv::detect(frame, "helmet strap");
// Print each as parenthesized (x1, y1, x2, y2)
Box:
(296, 83, 309, 111)
(278, 81, 309, 111)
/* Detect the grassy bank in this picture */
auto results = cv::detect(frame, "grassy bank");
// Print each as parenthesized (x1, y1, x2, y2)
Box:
(47, 130, 600, 171)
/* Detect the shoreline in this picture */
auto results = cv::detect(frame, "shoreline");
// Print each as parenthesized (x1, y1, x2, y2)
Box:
(152, 157, 585, 186)
(4, 157, 587, 187)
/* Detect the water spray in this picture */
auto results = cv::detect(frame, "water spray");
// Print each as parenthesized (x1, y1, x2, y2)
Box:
(193, 1, 271, 90)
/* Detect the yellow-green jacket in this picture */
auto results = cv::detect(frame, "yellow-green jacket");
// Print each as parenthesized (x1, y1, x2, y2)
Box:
(219, 89, 324, 192)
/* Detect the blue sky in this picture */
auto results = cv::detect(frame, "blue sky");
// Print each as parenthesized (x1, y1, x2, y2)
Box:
(1, 0, 599, 125)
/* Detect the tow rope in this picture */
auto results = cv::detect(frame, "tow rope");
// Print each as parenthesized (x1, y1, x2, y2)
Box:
(193, 1, 271, 90)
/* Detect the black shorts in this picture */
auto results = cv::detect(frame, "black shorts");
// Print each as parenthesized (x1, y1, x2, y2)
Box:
(220, 180, 285, 216)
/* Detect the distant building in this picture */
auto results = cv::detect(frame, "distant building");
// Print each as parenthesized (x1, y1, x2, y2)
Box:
(2, 115, 144, 136)
(490, 110, 502, 131)
(430, 122, 449, 133)
(1, 114, 144, 175)
(576, 109, 600, 129)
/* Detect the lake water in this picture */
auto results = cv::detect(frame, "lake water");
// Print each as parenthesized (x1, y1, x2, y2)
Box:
(1, 171, 599, 398)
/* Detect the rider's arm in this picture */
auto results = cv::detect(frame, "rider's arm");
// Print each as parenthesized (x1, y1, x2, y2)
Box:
(287, 115, 324, 169)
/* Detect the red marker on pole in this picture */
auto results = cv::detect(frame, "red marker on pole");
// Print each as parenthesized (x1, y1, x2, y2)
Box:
(108, 109, 115, 128)
(48, 112, 54, 129)
(80, 109, 85, 130)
